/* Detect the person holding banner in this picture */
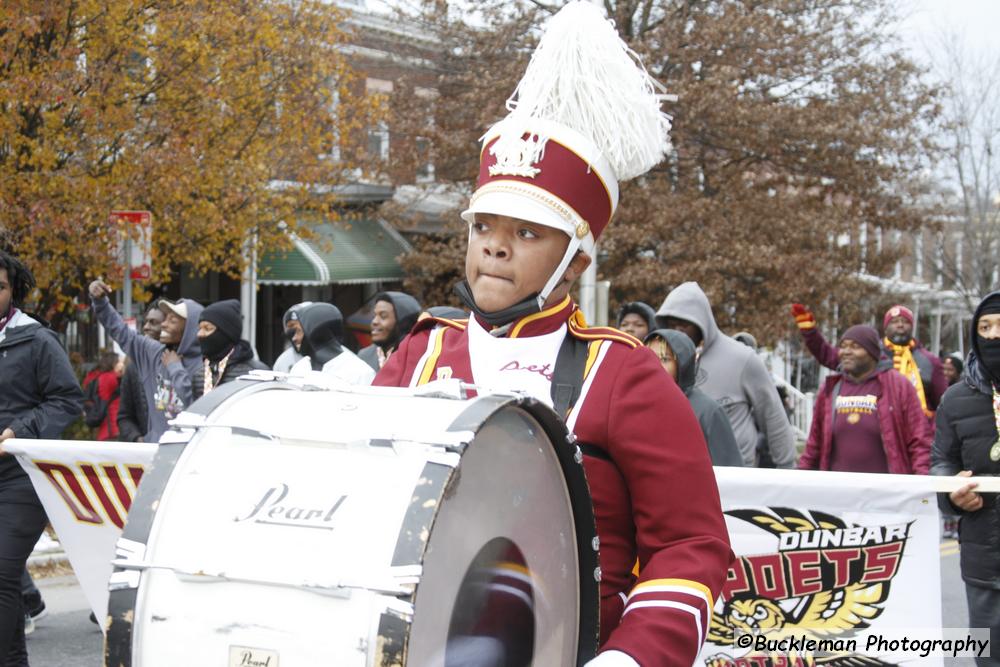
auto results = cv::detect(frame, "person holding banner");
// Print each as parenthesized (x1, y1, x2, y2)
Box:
(374, 3, 732, 664)
(0, 251, 83, 666)
(932, 291, 1000, 666)
(798, 324, 930, 474)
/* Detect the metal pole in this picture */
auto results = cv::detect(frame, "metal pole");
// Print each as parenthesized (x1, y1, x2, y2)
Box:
(123, 235, 133, 321)
(241, 232, 258, 348)
(579, 246, 598, 324)
(595, 280, 610, 326)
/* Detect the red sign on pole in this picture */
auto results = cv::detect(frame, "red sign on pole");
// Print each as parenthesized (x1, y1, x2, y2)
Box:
(110, 210, 153, 280)
(109, 210, 151, 226)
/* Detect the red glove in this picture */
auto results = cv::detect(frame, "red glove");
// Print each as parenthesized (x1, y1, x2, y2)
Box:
(790, 303, 816, 331)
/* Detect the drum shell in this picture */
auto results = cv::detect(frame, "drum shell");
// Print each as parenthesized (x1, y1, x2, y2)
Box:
(104, 379, 599, 666)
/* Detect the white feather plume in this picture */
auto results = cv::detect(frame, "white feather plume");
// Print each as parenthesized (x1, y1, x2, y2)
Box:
(499, 1, 671, 182)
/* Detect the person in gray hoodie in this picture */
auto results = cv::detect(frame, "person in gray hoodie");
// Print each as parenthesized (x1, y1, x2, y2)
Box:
(89, 280, 203, 442)
(644, 329, 744, 467)
(656, 281, 796, 468)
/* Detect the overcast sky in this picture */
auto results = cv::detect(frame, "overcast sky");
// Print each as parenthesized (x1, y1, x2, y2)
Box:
(897, 0, 1000, 68)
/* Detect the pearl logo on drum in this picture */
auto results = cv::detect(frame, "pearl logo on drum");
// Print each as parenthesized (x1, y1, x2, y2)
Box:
(228, 646, 279, 667)
(234, 483, 347, 531)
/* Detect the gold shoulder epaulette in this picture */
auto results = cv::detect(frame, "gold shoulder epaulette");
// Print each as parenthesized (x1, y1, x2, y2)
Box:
(411, 315, 468, 336)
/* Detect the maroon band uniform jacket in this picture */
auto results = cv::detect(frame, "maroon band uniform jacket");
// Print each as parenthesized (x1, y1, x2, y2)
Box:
(374, 296, 733, 666)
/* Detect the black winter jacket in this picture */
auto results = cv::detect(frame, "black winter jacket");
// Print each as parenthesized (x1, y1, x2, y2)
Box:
(0, 311, 83, 484)
(116, 360, 148, 443)
(931, 290, 1000, 588)
(192, 340, 268, 399)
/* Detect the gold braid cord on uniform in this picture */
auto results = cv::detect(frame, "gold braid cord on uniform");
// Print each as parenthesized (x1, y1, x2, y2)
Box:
(885, 337, 931, 417)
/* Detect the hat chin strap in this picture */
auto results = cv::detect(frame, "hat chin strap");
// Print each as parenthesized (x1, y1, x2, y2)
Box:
(455, 235, 583, 329)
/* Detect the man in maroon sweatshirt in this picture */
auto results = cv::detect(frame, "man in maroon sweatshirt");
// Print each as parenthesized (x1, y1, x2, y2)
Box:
(798, 324, 930, 474)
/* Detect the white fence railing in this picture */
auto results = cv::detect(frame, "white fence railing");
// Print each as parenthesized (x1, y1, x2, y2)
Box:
(774, 375, 813, 442)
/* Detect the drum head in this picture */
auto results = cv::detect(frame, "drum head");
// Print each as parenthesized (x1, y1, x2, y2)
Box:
(407, 405, 585, 666)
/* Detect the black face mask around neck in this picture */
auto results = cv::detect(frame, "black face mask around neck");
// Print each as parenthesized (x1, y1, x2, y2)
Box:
(454, 280, 541, 329)
(977, 336, 1000, 383)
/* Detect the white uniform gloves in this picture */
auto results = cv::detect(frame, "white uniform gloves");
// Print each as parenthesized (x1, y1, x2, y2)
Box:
(585, 650, 642, 667)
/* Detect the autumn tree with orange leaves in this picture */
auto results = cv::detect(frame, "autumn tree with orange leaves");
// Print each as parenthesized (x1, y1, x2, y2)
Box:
(390, 0, 940, 343)
(0, 0, 380, 325)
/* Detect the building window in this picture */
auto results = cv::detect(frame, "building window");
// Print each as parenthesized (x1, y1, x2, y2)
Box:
(858, 223, 867, 272)
(415, 137, 434, 182)
(368, 122, 389, 162)
(892, 230, 901, 279)
(366, 78, 394, 95)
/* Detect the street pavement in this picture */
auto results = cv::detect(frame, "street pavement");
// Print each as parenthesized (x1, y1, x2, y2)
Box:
(24, 541, 974, 666)
(26, 574, 102, 666)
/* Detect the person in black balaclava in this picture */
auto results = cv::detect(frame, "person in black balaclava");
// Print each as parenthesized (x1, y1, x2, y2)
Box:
(932, 291, 1000, 666)
(358, 291, 422, 371)
(616, 301, 656, 341)
(290, 302, 374, 384)
(195, 299, 268, 398)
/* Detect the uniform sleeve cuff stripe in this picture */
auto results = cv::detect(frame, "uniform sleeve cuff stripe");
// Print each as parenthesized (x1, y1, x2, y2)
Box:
(626, 585, 710, 611)
(630, 578, 713, 610)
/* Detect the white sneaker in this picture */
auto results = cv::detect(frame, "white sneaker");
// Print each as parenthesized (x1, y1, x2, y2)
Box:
(24, 613, 35, 636)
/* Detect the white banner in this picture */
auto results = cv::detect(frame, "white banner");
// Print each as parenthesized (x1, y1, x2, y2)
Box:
(9, 438, 981, 661)
(8, 438, 156, 629)
(701, 467, 946, 667)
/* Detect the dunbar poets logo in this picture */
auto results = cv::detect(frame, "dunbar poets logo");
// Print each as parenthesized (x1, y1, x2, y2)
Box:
(705, 507, 910, 667)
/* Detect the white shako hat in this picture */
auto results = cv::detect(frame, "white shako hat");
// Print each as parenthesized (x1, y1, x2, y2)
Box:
(461, 1, 672, 311)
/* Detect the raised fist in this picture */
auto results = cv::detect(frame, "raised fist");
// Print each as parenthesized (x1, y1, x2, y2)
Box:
(790, 303, 816, 331)
(89, 279, 112, 300)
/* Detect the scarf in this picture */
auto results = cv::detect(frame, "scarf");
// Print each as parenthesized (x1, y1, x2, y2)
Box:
(202, 348, 234, 394)
(885, 337, 930, 417)
(991, 385, 1000, 462)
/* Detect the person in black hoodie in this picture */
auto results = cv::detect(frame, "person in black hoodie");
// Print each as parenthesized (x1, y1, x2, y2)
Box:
(193, 299, 268, 398)
(932, 291, 1000, 665)
(290, 303, 374, 384)
(644, 329, 743, 467)
(0, 251, 82, 666)
(616, 301, 656, 341)
(358, 291, 422, 371)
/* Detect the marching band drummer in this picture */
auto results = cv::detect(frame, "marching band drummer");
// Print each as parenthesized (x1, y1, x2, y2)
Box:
(374, 3, 733, 665)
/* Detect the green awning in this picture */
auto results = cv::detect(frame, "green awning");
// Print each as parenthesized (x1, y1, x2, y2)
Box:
(259, 217, 411, 286)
